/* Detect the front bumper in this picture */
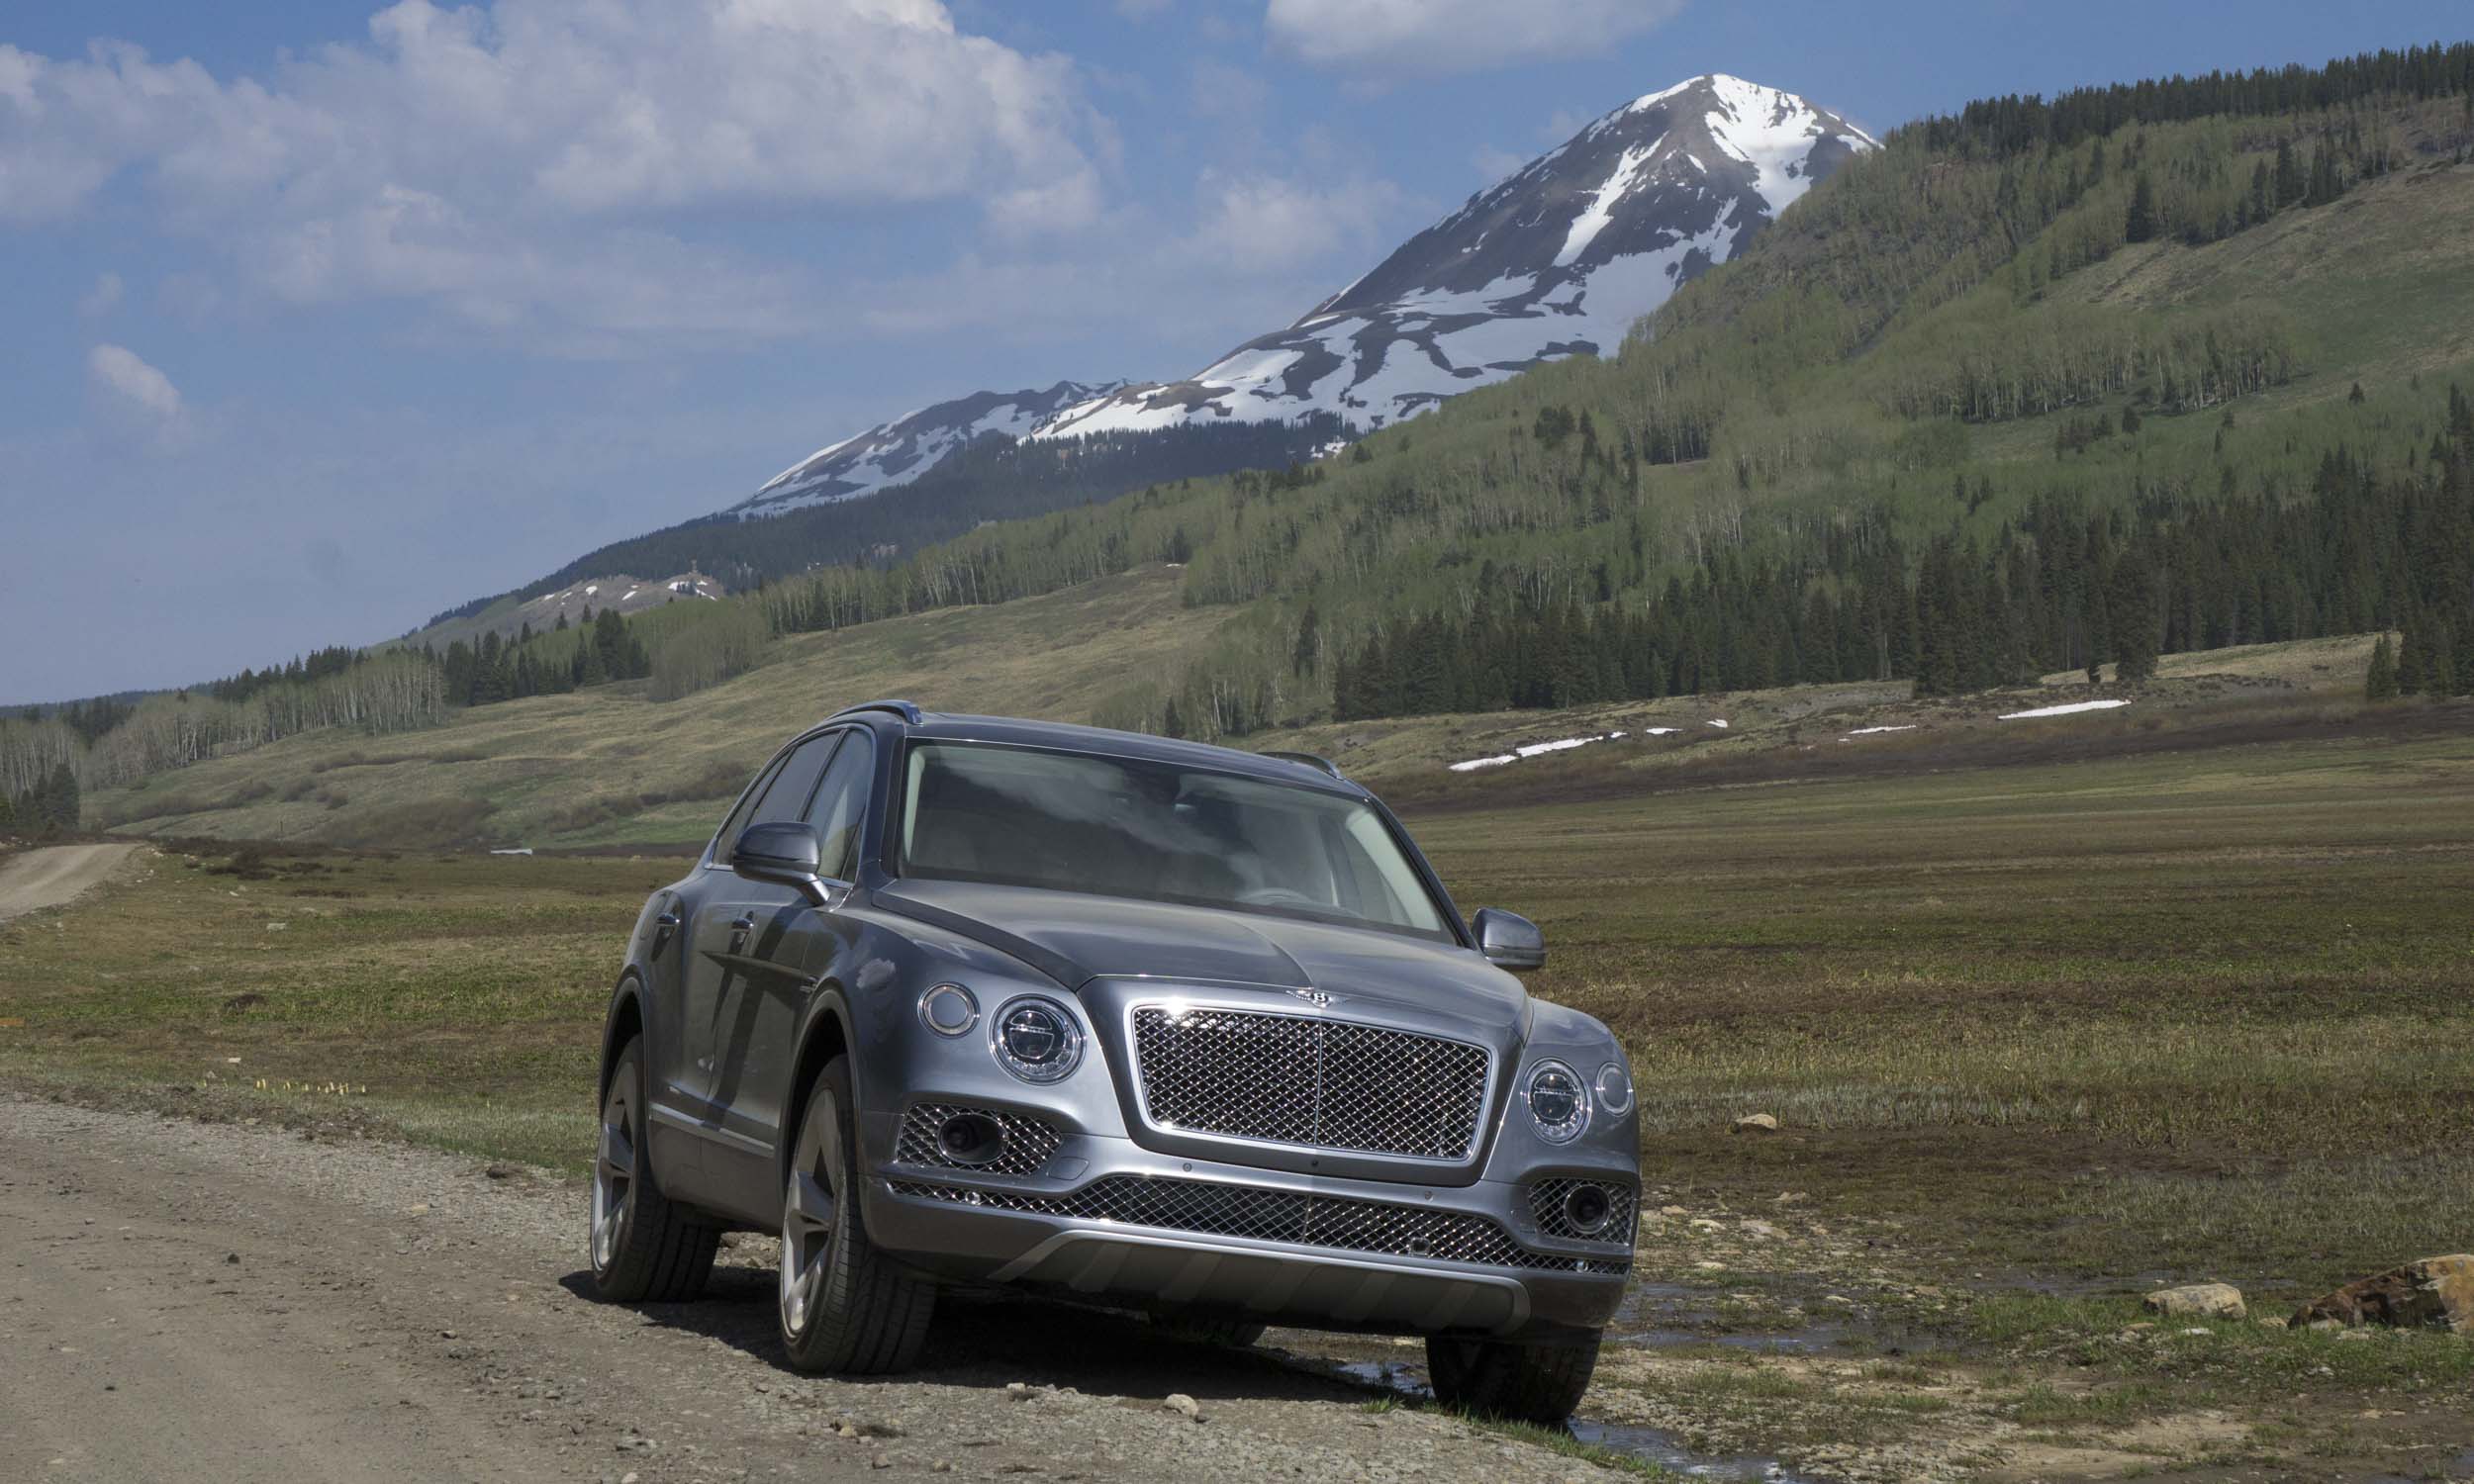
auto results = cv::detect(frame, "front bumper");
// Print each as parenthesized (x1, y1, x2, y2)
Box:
(860, 1116, 1633, 1344)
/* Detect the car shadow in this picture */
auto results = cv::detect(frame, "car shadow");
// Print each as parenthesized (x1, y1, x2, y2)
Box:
(556, 1261, 1370, 1409)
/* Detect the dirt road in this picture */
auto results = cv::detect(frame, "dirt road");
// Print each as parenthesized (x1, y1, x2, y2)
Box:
(0, 1095, 1621, 1482)
(0, 843, 143, 923)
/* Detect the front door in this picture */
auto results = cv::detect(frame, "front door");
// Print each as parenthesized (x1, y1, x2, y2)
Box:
(677, 729, 845, 1159)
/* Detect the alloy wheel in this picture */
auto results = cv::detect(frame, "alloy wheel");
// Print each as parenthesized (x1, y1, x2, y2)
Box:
(780, 1096, 843, 1338)
(590, 1073, 637, 1275)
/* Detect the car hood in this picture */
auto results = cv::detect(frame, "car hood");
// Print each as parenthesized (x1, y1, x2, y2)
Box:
(874, 879, 1525, 1033)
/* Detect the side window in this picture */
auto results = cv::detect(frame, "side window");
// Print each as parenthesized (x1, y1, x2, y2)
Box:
(746, 732, 844, 834)
(710, 753, 791, 865)
(805, 731, 876, 881)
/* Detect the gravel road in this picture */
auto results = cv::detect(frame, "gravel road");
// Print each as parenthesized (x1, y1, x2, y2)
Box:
(0, 1095, 1625, 1482)
(0, 844, 143, 923)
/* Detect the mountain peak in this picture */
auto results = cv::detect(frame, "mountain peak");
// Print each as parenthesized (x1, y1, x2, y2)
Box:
(1035, 74, 1871, 440)
(723, 74, 1872, 505)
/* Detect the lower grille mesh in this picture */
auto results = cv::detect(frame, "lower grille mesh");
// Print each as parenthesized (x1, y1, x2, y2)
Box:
(890, 1174, 1629, 1275)
(1526, 1177, 1640, 1246)
(894, 1103, 1063, 1178)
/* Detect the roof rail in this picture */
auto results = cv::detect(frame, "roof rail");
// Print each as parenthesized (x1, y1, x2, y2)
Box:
(830, 698, 925, 725)
(1263, 750, 1346, 780)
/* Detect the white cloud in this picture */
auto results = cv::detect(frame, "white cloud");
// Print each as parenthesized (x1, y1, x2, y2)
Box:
(1185, 170, 1404, 275)
(87, 343, 183, 420)
(79, 271, 125, 316)
(1471, 143, 1528, 182)
(1263, 0, 1684, 77)
(1, 2, 1104, 346)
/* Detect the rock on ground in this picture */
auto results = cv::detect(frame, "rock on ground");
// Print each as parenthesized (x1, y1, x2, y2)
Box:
(2143, 1283, 2246, 1320)
(2291, 1254, 2474, 1334)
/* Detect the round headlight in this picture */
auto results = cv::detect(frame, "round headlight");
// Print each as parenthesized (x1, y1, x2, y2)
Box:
(1525, 1061, 1587, 1143)
(992, 997, 1083, 1083)
(1594, 1061, 1634, 1115)
(919, 983, 979, 1037)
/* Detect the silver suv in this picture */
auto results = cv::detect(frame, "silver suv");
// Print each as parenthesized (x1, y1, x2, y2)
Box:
(588, 702, 1638, 1422)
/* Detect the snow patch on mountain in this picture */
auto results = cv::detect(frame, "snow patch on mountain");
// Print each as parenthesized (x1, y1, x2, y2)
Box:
(726, 381, 1124, 517)
(1033, 74, 1873, 441)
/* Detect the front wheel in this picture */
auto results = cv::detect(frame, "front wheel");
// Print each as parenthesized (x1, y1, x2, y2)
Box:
(778, 1056, 936, 1373)
(1425, 1333, 1600, 1425)
(589, 1036, 719, 1302)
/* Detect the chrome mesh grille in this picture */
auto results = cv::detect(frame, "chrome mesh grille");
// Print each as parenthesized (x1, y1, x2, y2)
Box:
(1527, 1177, 1640, 1247)
(1130, 1006, 1488, 1159)
(889, 1174, 1629, 1275)
(894, 1103, 1063, 1178)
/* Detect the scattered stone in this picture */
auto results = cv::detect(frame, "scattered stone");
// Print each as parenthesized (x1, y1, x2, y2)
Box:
(1733, 1114, 1780, 1134)
(1739, 1220, 1781, 1240)
(2290, 1254, 2474, 1335)
(484, 1162, 518, 1180)
(1659, 1204, 1688, 1218)
(1164, 1392, 1203, 1423)
(1004, 1382, 1033, 1402)
(2144, 1282, 2246, 1320)
(225, 1252, 240, 1265)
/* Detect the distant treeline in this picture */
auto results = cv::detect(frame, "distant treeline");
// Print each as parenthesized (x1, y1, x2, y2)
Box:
(0, 651, 448, 820)
(1332, 391, 2474, 718)
(1908, 42, 2474, 157)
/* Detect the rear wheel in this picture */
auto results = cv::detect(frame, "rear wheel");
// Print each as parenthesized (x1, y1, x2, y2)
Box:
(589, 1037, 719, 1302)
(1425, 1333, 1600, 1425)
(778, 1056, 936, 1373)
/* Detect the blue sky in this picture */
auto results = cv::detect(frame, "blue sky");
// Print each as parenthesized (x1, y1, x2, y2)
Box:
(4, 0, 2466, 703)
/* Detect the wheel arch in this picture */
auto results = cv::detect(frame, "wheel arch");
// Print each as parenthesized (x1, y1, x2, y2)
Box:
(600, 973, 648, 1102)
(779, 994, 856, 1189)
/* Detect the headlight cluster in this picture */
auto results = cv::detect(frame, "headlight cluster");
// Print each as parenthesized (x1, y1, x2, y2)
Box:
(991, 996, 1083, 1083)
(1524, 1057, 1633, 1141)
(1523, 1061, 1588, 1143)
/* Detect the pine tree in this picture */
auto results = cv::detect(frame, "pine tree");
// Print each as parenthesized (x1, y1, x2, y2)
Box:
(2365, 634, 2400, 700)
(41, 764, 80, 835)
(2125, 172, 2158, 242)
(2398, 617, 2426, 695)
(2109, 552, 2160, 684)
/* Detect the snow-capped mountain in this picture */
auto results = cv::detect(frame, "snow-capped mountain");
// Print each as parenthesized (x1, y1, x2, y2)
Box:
(1034, 75, 1873, 438)
(728, 380, 1125, 517)
(724, 75, 1869, 513)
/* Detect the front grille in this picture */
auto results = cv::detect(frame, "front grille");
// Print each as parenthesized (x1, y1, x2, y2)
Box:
(894, 1103, 1063, 1178)
(1527, 1177, 1640, 1247)
(1130, 1006, 1488, 1159)
(889, 1173, 1629, 1275)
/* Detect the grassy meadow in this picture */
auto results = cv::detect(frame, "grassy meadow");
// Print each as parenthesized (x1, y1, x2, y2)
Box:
(8, 661, 2473, 1476)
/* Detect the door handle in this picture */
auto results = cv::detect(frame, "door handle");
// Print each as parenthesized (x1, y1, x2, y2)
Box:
(651, 911, 681, 956)
(728, 913, 757, 952)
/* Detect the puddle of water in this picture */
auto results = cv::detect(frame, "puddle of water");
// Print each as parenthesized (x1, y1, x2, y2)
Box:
(1329, 1359, 1817, 1482)
(1570, 1421, 1818, 1482)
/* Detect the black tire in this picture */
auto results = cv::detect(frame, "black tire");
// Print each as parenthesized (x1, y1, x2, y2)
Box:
(777, 1056, 935, 1374)
(1149, 1315, 1268, 1349)
(1425, 1332, 1600, 1425)
(589, 1037, 720, 1302)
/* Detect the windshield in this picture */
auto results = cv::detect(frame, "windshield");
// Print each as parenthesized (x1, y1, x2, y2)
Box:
(896, 741, 1452, 940)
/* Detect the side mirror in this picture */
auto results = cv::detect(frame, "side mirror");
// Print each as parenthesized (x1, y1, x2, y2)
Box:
(732, 821, 831, 907)
(1472, 907, 1546, 972)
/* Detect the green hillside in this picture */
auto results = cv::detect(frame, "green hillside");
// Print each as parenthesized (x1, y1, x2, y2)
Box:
(23, 42, 2474, 845)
